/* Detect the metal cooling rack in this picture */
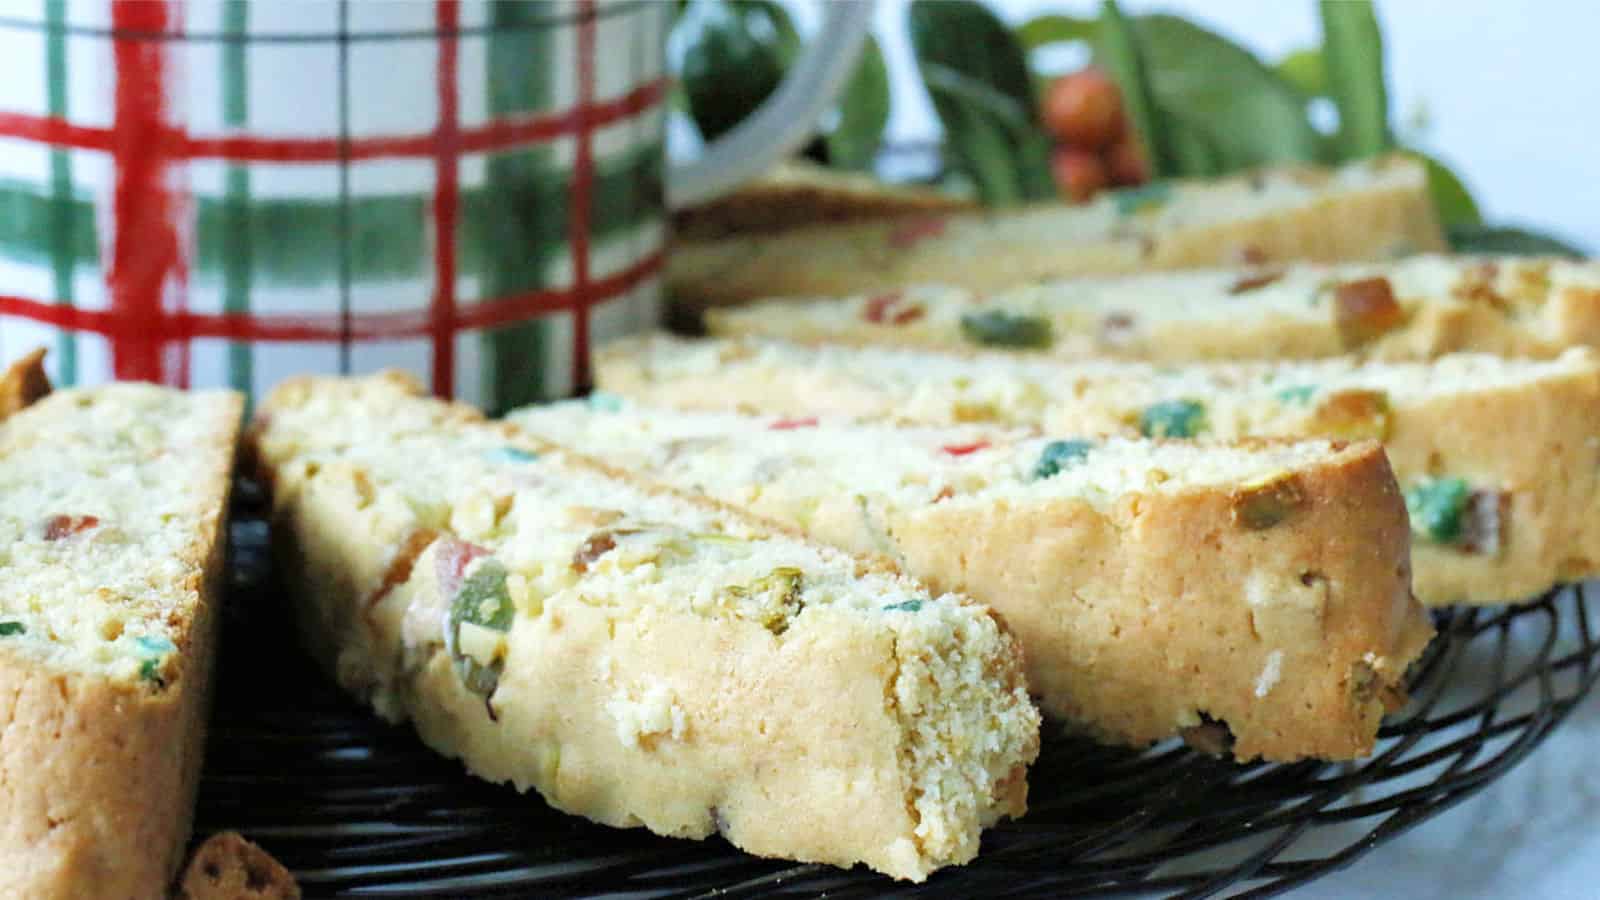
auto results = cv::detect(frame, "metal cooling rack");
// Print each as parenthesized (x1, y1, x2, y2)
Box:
(194, 496, 1600, 898)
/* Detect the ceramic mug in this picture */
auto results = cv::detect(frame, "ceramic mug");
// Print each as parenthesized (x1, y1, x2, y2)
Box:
(0, 0, 871, 411)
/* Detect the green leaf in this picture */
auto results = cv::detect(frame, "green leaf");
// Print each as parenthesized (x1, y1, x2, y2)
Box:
(1163, 110, 1224, 176)
(1276, 48, 1327, 98)
(826, 34, 891, 171)
(1320, 0, 1391, 158)
(909, 0, 1055, 204)
(1117, 16, 1322, 170)
(1096, 0, 1173, 177)
(675, 0, 799, 141)
(1018, 13, 1098, 52)
(1447, 224, 1588, 259)
(1403, 150, 1481, 228)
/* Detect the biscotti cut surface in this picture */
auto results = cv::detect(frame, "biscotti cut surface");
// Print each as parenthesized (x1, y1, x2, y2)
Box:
(598, 335, 1600, 607)
(668, 155, 1444, 312)
(0, 369, 240, 899)
(250, 373, 1040, 882)
(512, 398, 1432, 762)
(708, 255, 1600, 363)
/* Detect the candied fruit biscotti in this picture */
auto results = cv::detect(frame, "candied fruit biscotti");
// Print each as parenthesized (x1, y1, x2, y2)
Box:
(597, 335, 1600, 607)
(512, 398, 1433, 762)
(708, 255, 1600, 363)
(668, 155, 1444, 315)
(0, 352, 241, 899)
(248, 373, 1039, 882)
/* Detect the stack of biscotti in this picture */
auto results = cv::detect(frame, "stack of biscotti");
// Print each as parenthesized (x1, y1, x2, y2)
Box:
(248, 373, 1040, 882)
(511, 397, 1433, 762)
(708, 255, 1600, 363)
(0, 352, 241, 898)
(668, 155, 1445, 315)
(597, 335, 1600, 607)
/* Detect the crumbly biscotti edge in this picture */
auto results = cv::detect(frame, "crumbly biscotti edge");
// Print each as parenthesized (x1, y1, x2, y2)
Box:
(247, 373, 1039, 882)
(892, 440, 1432, 762)
(0, 355, 241, 900)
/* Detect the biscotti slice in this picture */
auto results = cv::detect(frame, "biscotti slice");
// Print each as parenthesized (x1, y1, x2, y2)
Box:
(673, 158, 978, 241)
(708, 255, 1600, 363)
(177, 832, 300, 900)
(597, 335, 1600, 607)
(669, 155, 1444, 315)
(249, 373, 1039, 882)
(511, 397, 1432, 762)
(0, 354, 241, 899)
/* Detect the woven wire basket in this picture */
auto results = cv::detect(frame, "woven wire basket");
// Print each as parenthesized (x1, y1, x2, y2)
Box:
(196, 490, 1600, 898)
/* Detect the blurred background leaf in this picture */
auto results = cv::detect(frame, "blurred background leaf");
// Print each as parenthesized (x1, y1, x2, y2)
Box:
(827, 36, 892, 171)
(1319, 0, 1392, 157)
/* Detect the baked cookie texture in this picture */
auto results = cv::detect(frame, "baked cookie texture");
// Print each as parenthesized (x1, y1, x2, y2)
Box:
(708, 255, 1600, 363)
(513, 399, 1433, 762)
(597, 335, 1600, 607)
(672, 158, 978, 241)
(668, 155, 1444, 315)
(0, 353, 240, 899)
(249, 373, 1039, 882)
(177, 832, 300, 900)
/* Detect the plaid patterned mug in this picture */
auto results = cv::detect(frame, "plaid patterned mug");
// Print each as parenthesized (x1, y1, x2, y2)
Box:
(0, 0, 871, 410)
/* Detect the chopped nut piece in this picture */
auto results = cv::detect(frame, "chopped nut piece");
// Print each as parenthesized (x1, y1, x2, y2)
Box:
(1310, 389, 1391, 441)
(1231, 473, 1308, 530)
(1461, 490, 1509, 556)
(1334, 277, 1405, 347)
(862, 291, 926, 326)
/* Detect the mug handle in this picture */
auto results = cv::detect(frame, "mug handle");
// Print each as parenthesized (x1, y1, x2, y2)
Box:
(665, 0, 877, 210)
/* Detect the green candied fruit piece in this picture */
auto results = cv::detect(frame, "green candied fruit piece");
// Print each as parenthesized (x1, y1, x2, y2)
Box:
(0, 621, 24, 636)
(882, 599, 925, 613)
(1033, 439, 1093, 480)
(959, 311, 1054, 349)
(135, 635, 176, 683)
(725, 566, 806, 636)
(1404, 477, 1471, 544)
(1275, 384, 1318, 406)
(449, 559, 514, 698)
(1140, 400, 1207, 438)
(483, 446, 539, 464)
(587, 392, 625, 412)
(1112, 181, 1172, 216)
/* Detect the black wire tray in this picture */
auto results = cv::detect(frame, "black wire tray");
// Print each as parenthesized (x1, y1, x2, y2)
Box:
(195, 493, 1600, 898)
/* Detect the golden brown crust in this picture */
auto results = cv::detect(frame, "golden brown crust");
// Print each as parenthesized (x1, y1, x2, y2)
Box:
(177, 832, 300, 900)
(0, 385, 239, 899)
(894, 443, 1429, 761)
(672, 160, 977, 241)
(0, 348, 52, 421)
(667, 158, 1445, 318)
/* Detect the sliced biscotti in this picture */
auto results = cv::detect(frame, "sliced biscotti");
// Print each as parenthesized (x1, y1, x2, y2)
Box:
(668, 155, 1444, 315)
(511, 398, 1432, 762)
(598, 335, 1600, 607)
(673, 158, 978, 241)
(249, 373, 1039, 882)
(708, 255, 1600, 363)
(0, 354, 240, 899)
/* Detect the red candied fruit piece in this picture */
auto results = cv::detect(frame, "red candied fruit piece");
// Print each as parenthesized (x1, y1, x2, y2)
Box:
(43, 514, 100, 540)
(769, 417, 819, 431)
(941, 441, 991, 457)
(887, 216, 949, 250)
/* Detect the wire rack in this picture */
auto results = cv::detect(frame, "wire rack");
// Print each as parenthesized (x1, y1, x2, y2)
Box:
(195, 492, 1600, 898)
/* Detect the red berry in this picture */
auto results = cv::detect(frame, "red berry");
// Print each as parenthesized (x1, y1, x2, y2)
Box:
(1106, 137, 1149, 186)
(1043, 68, 1125, 150)
(1051, 147, 1108, 204)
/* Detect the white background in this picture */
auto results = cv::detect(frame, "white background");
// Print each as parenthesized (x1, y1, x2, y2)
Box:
(817, 0, 1600, 253)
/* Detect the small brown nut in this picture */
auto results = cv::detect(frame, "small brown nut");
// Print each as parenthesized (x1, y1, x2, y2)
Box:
(1334, 277, 1405, 347)
(1309, 389, 1392, 441)
(1230, 473, 1307, 530)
